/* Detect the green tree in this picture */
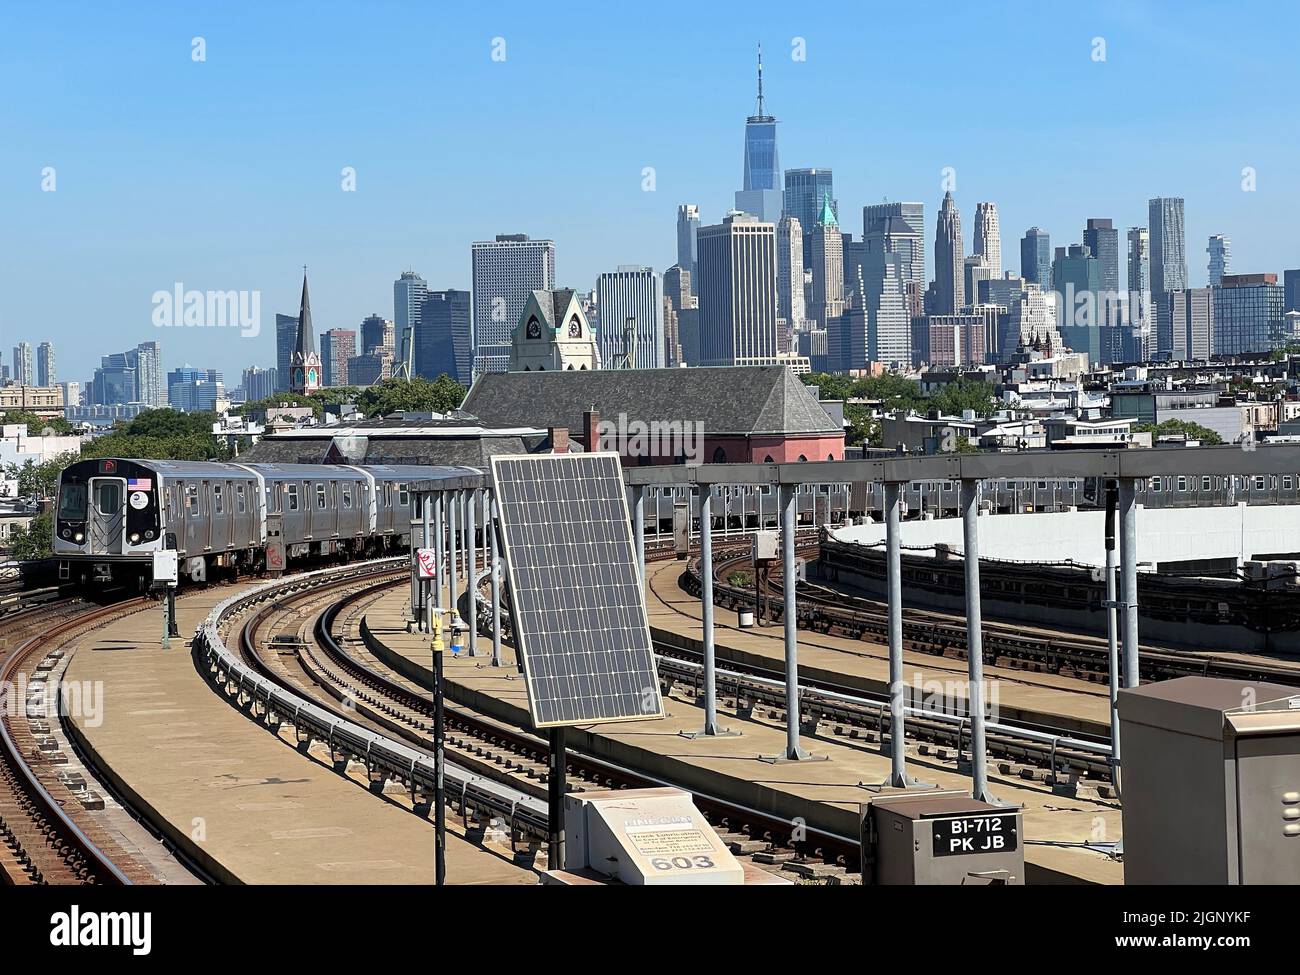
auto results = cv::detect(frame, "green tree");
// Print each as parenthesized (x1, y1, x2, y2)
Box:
(356, 375, 467, 417)
(4, 451, 78, 499)
(1134, 419, 1224, 445)
(927, 377, 999, 418)
(80, 432, 230, 462)
(0, 409, 74, 437)
(7, 512, 52, 560)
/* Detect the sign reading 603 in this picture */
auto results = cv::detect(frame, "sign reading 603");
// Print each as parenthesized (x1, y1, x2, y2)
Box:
(650, 856, 715, 871)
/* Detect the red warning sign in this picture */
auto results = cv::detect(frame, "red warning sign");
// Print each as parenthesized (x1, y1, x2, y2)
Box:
(416, 548, 438, 580)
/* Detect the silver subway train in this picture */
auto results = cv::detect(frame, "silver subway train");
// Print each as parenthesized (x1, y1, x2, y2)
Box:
(53, 458, 475, 587)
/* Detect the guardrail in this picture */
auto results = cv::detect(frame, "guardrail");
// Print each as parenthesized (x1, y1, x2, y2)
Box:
(192, 560, 549, 844)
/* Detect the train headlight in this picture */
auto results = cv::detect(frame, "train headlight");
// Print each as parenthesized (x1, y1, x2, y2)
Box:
(145, 530, 155, 540)
(61, 528, 71, 539)
(74, 532, 84, 543)
(129, 533, 140, 544)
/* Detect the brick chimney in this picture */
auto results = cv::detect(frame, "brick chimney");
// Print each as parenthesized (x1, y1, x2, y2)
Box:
(582, 408, 601, 452)
(550, 426, 569, 454)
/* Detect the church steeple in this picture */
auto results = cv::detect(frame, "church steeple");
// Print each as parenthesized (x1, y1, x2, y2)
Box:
(290, 267, 322, 394)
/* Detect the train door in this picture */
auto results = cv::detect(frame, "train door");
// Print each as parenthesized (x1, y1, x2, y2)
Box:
(88, 475, 126, 554)
(211, 480, 231, 550)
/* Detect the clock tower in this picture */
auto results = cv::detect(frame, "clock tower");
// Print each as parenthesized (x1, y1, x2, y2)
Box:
(290, 269, 322, 394)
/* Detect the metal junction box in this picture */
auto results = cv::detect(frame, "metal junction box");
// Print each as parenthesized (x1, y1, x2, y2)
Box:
(862, 792, 1023, 885)
(1118, 676, 1300, 885)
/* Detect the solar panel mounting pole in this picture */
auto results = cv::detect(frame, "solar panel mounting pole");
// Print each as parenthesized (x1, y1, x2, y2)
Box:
(466, 487, 477, 657)
(548, 725, 566, 870)
(960, 479, 994, 803)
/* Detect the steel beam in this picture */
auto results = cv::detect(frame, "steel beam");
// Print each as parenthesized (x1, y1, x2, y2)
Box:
(632, 484, 646, 587)
(466, 488, 477, 657)
(489, 494, 503, 668)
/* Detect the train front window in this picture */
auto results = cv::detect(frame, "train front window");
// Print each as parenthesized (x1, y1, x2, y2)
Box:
(94, 481, 122, 515)
(58, 483, 87, 519)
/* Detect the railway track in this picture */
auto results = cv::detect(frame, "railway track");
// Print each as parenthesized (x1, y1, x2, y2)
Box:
(699, 546, 1300, 689)
(0, 593, 143, 885)
(219, 562, 865, 874)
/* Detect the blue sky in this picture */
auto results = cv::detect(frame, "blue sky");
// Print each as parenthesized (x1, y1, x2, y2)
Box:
(2, 0, 1297, 385)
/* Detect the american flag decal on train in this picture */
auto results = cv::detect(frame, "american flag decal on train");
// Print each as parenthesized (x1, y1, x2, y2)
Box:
(128, 478, 151, 490)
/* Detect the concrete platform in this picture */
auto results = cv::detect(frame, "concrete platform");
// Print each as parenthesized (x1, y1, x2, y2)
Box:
(646, 557, 1113, 737)
(364, 586, 1124, 885)
(62, 586, 537, 885)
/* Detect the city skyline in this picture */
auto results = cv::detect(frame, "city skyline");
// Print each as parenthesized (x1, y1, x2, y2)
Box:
(4, 2, 1298, 384)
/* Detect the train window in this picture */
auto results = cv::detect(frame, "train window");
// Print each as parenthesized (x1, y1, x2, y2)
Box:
(185, 484, 199, 511)
(341, 486, 352, 509)
(236, 484, 246, 514)
(1037, 481, 1048, 490)
(1254, 476, 1265, 491)
(57, 482, 87, 519)
(316, 483, 327, 509)
(1285, 476, 1294, 491)
(213, 485, 223, 514)
(1149, 478, 1161, 492)
(1177, 476, 1187, 492)
(1201, 476, 1211, 491)
(286, 484, 299, 512)
(397, 483, 409, 507)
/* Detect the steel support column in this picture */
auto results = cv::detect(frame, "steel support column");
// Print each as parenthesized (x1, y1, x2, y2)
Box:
(448, 489, 460, 628)
(434, 491, 445, 623)
(1119, 478, 1140, 689)
(881, 481, 914, 787)
(466, 488, 477, 657)
(489, 495, 503, 668)
(421, 494, 433, 634)
(761, 483, 819, 762)
(960, 479, 993, 803)
(1104, 480, 1122, 790)
(632, 485, 646, 587)
(681, 484, 735, 738)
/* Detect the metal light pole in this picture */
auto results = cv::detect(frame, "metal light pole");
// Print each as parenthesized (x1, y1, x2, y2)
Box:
(1104, 480, 1122, 788)
(1119, 478, 1140, 689)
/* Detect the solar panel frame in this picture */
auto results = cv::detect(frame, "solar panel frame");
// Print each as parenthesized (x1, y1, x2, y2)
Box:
(491, 452, 665, 729)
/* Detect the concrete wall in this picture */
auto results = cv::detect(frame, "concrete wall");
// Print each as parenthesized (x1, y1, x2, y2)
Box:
(830, 503, 1300, 570)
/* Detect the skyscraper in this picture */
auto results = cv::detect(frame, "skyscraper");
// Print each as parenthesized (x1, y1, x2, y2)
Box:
(1127, 227, 1152, 358)
(1207, 235, 1230, 287)
(1020, 227, 1052, 290)
(11, 342, 33, 385)
(595, 267, 664, 369)
(471, 234, 556, 376)
(242, 366, 277, 401)
(663, 265, 697, 366)
(733, 46, 782, 222)
(360, 314, 394, 356)
(964, 256, 994, 313)
(1167, 287, 1216, 360)
(36, 342, 55, 387)
(808, 194, 844, 329)
(275, 313, 299, 392)
(696, 212, 779, 366)
(776, 215, 806, 334)
(1285, 269, 1300, 313)
(863, 202, 925, 285)
(676, 205, 700, 284)
(973, 202, 1001, 276)
(393, 270, 428, 348)
(1084, 219, 1120, 325)
(783, 168, 835, 264)
(416, 290, 472, 384)
(1215, 273, 1285, 355)
(320, 328, 356, 387)
(167, 367, 224, 412)
(932, 191, 964, 315)
(1149, 197, 1187, 295)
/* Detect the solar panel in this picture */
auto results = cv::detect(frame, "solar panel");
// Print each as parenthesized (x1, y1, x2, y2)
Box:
(491, 453, 665, 729)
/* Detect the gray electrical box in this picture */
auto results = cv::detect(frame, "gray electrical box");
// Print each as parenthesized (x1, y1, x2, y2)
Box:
(672, 503, 689, 560)
(1118, 676, 1300, 885)
(862, 792, 1024, 885)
